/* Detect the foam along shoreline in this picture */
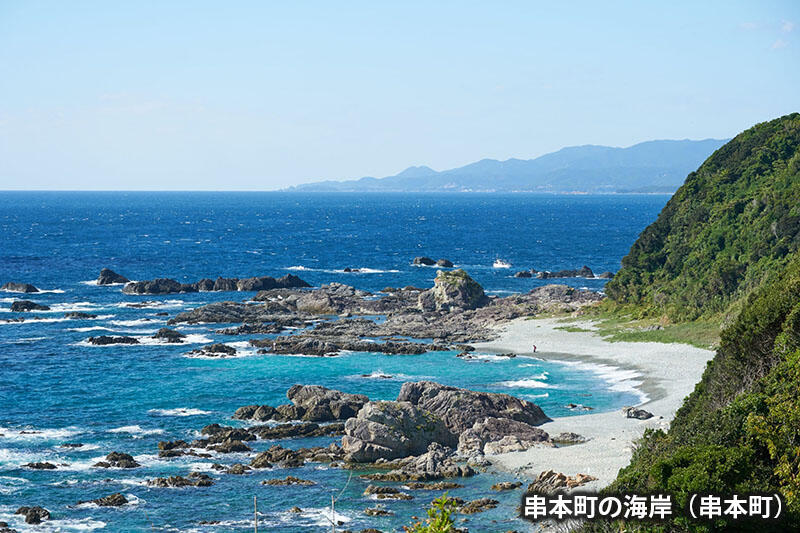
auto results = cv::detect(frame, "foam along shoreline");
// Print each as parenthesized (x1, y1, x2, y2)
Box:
(472, 317, 714, 490)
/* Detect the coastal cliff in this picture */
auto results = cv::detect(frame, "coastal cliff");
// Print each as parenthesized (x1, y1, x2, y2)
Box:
(587, 114, 800, 532)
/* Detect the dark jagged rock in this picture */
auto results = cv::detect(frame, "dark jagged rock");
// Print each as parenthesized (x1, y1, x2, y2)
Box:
(342, 401, 456, 462)
(412, 257, 436, 266)
(87, 335, 140, 345)
(250, 443, 344, 469)
(10, 300, 50, 312)
(97, 268, 129, 285)
(397, 381, 550, 434)
(23, 462, 58, 470)
(158, 440, 189, 451)
(64, 312, 98, 319)
(226, 464, 250, 475)
(147, 474, 213, 487)
(364, 507, 393, 516)
(93, 451, 140, 468)
(210, 439, 252, 453)
(251, 335, 448, 357)
(233, 404, 278, 421)
(123, 278, 187, 295)
(213, 277, 238, 291)
(262, 476, 315, 486)
(152, 328, 186, 343)
(78, 493, 128, 507)
(596, 271, 614, 279)
(2, 282, 39, 293)
(436, 259, 454, 267)
(188, 343, 237, 357)
(622, 406, 654, 420)
(513, 270, 533, 278)
(15, 506, 49, 524)
(195, 278, 215, 291)
(537, 265, 595, 279)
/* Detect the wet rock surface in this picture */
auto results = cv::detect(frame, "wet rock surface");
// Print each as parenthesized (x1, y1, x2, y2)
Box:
(10, 300, 49, 312)
(97, 268, 129, 285)
(87, 335, 140, 345)
(77, 493, 129, 507)
(93, 452, 140, 468)
(14, 506, 49, 524)
(2, 282, 39, 293)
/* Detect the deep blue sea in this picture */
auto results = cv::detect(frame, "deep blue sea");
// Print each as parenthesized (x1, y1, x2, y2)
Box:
(0, 192, 668, 532)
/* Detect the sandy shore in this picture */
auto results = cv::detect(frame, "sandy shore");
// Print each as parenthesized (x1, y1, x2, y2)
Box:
(473, 317, 714, 490)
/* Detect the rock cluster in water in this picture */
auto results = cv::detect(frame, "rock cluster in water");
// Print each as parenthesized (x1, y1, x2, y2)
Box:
(120, 273, 310, 294)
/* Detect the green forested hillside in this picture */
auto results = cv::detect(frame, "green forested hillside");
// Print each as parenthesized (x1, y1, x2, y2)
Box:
(606, 113, 800, 321)
(586, 114, 800, 532)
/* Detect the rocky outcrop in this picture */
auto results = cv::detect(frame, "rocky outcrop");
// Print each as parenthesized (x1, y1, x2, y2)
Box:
(15, 506, 49, 525)
(360, 443, 475, 482)
(342, 402, 456, 462)
(596, 271, 614, 279)
(622, 406, 654, 420)
(93, 452, 140, 468)
(87, 335, 140, 345)
(460, 498, 499, 514)
(77, 493, 128, 507)
(97, 268, 129, 285)
(418, 270, 488, 312)
(10, 300, 49, 312)
(187, 343, 236, 357)
(413, 257, 436, 266)
(262, 476, 315, 486)
(123, 278, 188, 294)
(123, 274, 309, 295)
(152, 328, 186, 343)
(491, 481, 522, 491)
(64, 312, 98, 319)
(249, 443, 344, 469)
(286, 385, 369, 421)
(147, 474, 213, 487)
(23, 462, 58, 470)
(436, 259, 454, 267)
(514, 270, 533, 278)
(397, 381, 550, 434)
(457, 417, 551, 457)
(250, 335, 449, 356)
(525, 470, 598, 493)
(537, 266, 595, 279)
(2, 282, 39, 293)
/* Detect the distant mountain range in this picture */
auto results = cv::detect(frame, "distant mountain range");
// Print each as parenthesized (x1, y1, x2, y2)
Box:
(288, 139, 728, 193)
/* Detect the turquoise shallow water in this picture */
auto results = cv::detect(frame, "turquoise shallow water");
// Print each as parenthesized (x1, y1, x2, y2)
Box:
(0, 192, 667, 531)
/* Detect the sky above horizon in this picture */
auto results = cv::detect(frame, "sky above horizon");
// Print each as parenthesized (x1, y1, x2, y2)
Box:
(1, 1, 798, 190)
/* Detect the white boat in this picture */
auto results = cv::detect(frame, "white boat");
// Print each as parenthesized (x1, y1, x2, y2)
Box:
(493, 258, 512, 269)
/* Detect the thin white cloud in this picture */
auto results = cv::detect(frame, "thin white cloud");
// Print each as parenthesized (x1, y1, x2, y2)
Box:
(772, 39, 789, 49)
(739, 21, 759, 30)
(781, 20, 795, 33)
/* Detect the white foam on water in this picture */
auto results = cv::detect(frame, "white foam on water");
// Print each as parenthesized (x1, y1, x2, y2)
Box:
(556, 359, 649, 404)
(148, 407, 211, 417)
(332, 267, 401, 274)
(110, 318, 161, 327)
(287, 265, 313, 271)
(108, 425, 164, 437)
(136, 333, 212, 346)
(115, 299, 187, 309)
(0, 426, 83, 441)
(498, 378, 553, 389)
(0, 475, 28, 494)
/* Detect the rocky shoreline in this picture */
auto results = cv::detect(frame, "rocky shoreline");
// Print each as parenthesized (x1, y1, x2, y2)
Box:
(3, 267, 609, 531)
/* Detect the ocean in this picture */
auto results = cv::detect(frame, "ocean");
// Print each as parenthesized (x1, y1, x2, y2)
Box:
(0, 192, 668, 532)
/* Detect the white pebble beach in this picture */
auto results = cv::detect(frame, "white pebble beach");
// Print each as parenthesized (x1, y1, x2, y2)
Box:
(473, 317, 715, 490)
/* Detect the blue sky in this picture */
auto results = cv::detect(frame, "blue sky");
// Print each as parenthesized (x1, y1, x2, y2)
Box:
(0, 1, 798, 190)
